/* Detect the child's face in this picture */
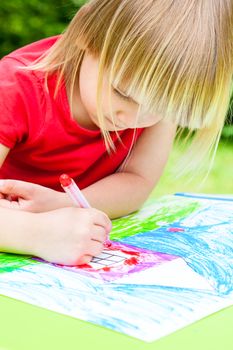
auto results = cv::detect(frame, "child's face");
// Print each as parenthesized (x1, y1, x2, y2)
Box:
(77, 52, 161, 131)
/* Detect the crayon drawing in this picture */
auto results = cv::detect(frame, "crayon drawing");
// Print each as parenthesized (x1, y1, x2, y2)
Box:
(49, 242, 180, 282)
(0, 193, 233, 342)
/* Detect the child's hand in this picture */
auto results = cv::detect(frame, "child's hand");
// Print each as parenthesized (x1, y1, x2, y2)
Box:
(32, 207, 112, 266)
(0, 179, 74, 212)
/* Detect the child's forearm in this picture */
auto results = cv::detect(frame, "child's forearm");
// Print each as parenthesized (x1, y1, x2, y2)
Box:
(0, 207, 38, 255)
(83, 172, 154, 219)
(0, 206, 111, 265)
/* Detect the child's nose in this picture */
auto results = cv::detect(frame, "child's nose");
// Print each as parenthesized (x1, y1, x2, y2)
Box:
(115, 111, 136, 129)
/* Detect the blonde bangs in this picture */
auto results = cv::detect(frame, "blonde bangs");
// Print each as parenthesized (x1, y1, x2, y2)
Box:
(100, 0, 233, 129)
(30, 0, 233, 169)
(94, 0, 233, 168)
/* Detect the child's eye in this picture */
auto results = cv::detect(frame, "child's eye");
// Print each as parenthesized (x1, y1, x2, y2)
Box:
(113, 87, 131, 101)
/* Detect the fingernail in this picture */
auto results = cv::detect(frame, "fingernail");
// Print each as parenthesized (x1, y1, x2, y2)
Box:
(0, 180, 5, 187)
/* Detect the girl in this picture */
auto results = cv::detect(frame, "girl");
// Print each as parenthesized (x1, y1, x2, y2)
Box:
(0, 0, 232, 265)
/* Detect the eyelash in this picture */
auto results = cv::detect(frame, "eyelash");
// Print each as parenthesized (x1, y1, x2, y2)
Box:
(113, 88, 131, 101)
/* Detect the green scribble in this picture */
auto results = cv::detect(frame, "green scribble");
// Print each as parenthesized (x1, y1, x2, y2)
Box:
(111, 196, 201, 240)
(0, 253, 38, 274)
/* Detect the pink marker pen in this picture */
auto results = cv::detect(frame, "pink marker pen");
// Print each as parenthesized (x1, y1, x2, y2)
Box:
(59, 174, 90, 208)
(59, 174, 111, 247)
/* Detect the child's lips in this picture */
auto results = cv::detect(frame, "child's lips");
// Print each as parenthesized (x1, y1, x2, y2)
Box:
(105, 116, 125, 130)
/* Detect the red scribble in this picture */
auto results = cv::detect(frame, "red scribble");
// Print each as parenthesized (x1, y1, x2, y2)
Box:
(119, 249, 140, 256)
(168, 227, 185, 232)
(104, 241, 112, 248)
(124, 257, 139, 265)
(102, 267, 111, 272)
(78, 263, 92, 269)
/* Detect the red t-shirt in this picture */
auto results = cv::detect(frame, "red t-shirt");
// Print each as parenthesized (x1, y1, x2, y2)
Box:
(0, 37, 143, 191)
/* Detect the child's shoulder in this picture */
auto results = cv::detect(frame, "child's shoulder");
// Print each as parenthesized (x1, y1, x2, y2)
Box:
(0, 36, 61, 94)
(0, 37, 62, 126)
(2, 36, 60, 67)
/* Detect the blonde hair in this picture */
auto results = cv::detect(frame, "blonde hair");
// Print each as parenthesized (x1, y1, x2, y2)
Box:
(31, 0, 233, 171)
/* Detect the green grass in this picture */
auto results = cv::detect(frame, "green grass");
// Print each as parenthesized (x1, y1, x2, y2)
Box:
(151, 139, 233, 198)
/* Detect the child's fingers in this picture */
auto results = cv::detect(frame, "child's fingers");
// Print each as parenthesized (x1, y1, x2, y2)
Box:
(66, 241, 105, 266)
(88, 240, 104, 257)
(0, 179, 34, 199)
(0, 198, 21, 210)
(89, 209, 112, 232)
(91, 225, 107, 243)
(0, 193, 19, 201)
(77, 255, 92, 265)
(6, 194, 19, 201)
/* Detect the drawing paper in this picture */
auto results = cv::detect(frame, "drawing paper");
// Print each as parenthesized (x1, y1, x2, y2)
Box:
(0, 193, 232, 342)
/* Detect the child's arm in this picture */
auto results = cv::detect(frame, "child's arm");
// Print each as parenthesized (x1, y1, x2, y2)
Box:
(83, 120, 176, 218)
(0, 120, 175, 218)
(0, 205, 111, 265)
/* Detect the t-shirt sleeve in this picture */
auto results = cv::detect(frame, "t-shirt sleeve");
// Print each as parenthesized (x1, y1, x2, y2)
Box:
(0, 57, 29, 149)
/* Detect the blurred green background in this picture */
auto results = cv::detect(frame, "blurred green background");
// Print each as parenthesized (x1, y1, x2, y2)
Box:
(0, 0, 232, 195)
